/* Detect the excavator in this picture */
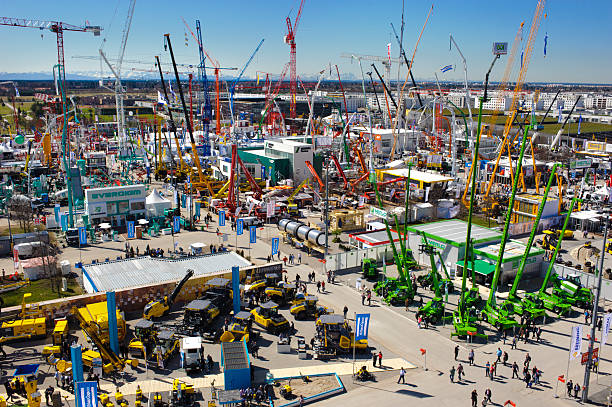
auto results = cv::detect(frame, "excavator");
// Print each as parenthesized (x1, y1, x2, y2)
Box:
(287, 179, 309, 216)
(71, 306, 138, 374)
(143, 269, 194, 320)
(499, 164, 561, 320)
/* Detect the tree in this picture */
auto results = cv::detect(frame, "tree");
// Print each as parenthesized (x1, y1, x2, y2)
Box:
(8, 195, 33, 232)
(30, 102, 44, 120)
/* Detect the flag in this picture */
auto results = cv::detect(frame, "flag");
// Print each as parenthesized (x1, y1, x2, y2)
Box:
(249, 226, 256, 244)
(387, 43, 391, 66)
(355, 313, 370, 340)
(440, 64, 453, 73)
(271, 237, 279, 256)
(544, 32, 548, 57)
(420, 348, 427, 355)
(602, 313, 612, 346)
(157, 91, 167, 106)
(570, 325, 583, 360)
(237, 218, 243, 235)
(558, 105, 563, 123)
(520, 49, 524, 69)
(558, 375, 565, 383)
(14, 86, 20, 97)
(577, 114, 582, 135)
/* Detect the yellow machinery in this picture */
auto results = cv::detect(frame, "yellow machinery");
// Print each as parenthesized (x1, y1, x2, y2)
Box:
(171, 379, 196, 406)
(329, 209, 365, 233)
(8, 374, 42, 407)
(76, 301, 126, 344)
(315, 314, 368, 353)
(0, 307, 46, 343)
(19, 293, 43, 319)
(143, 269, 194, 320)
(42, 319, 68, 356)
(251, 301, 289, 334)
(287, 179, 309, 215)
(264, 282, 296, 305)
(543, 229, 574, 239)
(290, 295, 330, 320)
(219, 311, 252, 343)
(128, 319, 156, 357)
(71, 306, 137, 374)
(541, 229, 573, 251)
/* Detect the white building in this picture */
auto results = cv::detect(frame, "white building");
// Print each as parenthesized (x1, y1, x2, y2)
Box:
(263, 138, 313, 183)
(84, 184, 147, 227)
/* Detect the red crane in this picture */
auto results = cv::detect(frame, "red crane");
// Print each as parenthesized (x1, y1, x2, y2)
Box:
(284, 0, 305, 119)
(0, 17, 101, 82)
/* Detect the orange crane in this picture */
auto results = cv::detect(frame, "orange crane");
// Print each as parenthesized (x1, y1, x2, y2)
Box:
(330, 154, 348, 189)
(483, 0, 545, 200)
(305, 161, 324, 190)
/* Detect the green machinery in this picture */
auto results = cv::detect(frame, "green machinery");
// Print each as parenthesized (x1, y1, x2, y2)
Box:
(372, 167, 418, 306)
(416, 242, 454, 294)
(415, 234, 446, 325)
(480, 125, 534, 332)
(499, 164, 561, 320)
(361, 258, 379, 280)
(531, 197, 586, 314)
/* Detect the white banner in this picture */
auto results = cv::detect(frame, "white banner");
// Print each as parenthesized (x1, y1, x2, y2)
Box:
(602, 313, 612, 346)
(570, 325, 583, 360)
(266, 201, 275, 217)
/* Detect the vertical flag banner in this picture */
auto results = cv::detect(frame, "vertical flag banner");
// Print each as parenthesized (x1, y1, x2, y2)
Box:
(219, 210, 226, 227)
(127, 221, 135, 239)
(54, 204, 60, 222)
(195, 201, 201, 218)
(173, 216, 180, 233)
(237, 218, 244, 235)
(173, 189, 179, 205)
(602, 313, 612, 346)
(544, 32, 548, 57)
(78, 227, 87, 245)
(61, 214, 68, 231)
(577, 114, 582, 135)
(76, 381, 98, 407)
(386, 43, 391, 66)
(267, 201, 275, 217)
(570, 325, 583, 360)
(271, 237, 279, 256)
(13, 247, 19, 270)
(558, 105, 563, 123)
(249, 226, 256, 244)
(355, 313, 371, 341)
(261, 165, 266, 180)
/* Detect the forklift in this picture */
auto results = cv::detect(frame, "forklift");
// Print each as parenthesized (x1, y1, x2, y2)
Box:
(251, 301, 289, 333)
(290, 295, 330, 320)
(219, 311, 254, 342)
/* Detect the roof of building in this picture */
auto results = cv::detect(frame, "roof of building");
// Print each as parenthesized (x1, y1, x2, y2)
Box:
(221, 342, 249, 370)
(349, 228, 401, 246)
(82, 252, 250, 292)
(380, 168, 453, 184)
(406, 220, 501, 246)
(473, 239, 544, 262)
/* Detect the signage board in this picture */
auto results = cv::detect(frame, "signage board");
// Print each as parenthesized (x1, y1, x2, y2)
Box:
(369, 206, 388, 220)
(570, 158, 592, 169)
(493, 42, 508, 55)
(581, 347, 599, 365)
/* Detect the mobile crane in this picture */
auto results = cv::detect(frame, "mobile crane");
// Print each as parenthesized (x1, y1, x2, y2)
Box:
(415, 235, 446, 325)
(499, 164, 560, 320)
(143, 269, 194, 320)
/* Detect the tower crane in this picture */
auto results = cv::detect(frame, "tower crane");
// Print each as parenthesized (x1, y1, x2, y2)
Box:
(99, 0, 136, 148)
(0, 17, 101, 84)
(195, 20, 212, 156)
(285, 0, 305, 119)
(182, 18, 238, 136)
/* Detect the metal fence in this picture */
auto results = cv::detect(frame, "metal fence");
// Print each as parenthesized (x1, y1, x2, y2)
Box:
(325, 246, 394, 272)
(550, 263, 612, 301)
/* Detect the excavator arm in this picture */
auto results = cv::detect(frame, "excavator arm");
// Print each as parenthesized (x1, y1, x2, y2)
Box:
(329, 154, 348, 189)
(168, 269, 195, 306)
(305, 160, 324, 190)
(236, 154, 263, 199)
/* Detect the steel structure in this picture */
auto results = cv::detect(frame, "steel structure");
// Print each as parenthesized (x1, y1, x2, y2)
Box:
(284, 0, 305, 119)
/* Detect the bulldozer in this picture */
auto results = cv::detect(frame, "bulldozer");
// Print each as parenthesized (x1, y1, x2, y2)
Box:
(143, 269, 194, 320)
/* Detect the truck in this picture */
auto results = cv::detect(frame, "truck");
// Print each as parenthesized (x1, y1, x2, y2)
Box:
(180, 337, 203, 373)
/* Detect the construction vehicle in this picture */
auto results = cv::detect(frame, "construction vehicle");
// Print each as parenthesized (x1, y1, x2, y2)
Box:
(200, 277, 233, 314)
(128, 319, 157, 357)
(251, 301, 289, 333)
(501, 164, 560, 321)
(265, 282, 296, 305)
(181, 299, 221, 339)
(143, 269, 194, 320)
(550, 273, 593, 310)
(313, 314, 368, 358)
(180, 336, 204, 373)
(415, 235, 446, 325)
(71, 306, 137, 374)
(0, 316, 46, 343)
(416, 239, 454, 295)
(152, 330, 180, 366)
(219, 311, 253, 342)
(361, 258, 378, 280)
(290, 295, 330, 320)
(75, 301, 126, 344)
(171, 379, 197, 407)
(42, 319, 69, 356)
(287, 178, 309, 215)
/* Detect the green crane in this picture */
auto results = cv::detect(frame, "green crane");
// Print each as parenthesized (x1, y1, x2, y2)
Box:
(500, 163, 559, 320)
(480, 125, 533, 332)
(415, 234, 446, 325)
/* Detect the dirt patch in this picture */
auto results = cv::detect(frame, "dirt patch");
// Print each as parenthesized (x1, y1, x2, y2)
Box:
(274, 375, 339, 401)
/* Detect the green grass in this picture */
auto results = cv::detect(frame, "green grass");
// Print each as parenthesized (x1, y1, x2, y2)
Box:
(1, 277, 83, 307)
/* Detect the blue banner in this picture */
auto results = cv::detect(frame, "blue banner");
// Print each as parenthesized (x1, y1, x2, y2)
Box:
(61, 214, 68, 231)
(237, 218, 243, 235)
(78, 227, 87, 245)
(271, 237, 279, 256)
(127, 221, 135, 239)
(54, 204, 60, 222)
(355, 313, 370, 341)
(173, 216, 180, 233)
(249, 226, 256, 244)
(195, 201, 201, 218)
(75, 381, 97, 407)
(181, 194, 186, 208)
(261, 165, 266, 180)
(219, 210, 226, 226)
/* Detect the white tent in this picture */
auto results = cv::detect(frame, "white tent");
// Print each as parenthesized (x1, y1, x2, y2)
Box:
(146, 189, 171, 217)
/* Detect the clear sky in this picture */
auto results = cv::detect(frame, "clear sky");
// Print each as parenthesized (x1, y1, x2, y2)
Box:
(1, 0, 610, 84)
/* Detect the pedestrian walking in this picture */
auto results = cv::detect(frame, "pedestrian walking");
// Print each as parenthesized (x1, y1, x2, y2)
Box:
(585, 310, 590, 324)
(378, 351, 383, 367)
(469, 349, 474, 366)
(54, 370, 61, 386)
(361, 291, 366, 305)
(367, 290, 372, 306)
(485, 361, 490, 378)
(317, 281, 321, 293)
(372, 352, 378, 368)
(524, 372, 532, 388)
(471, 389, 478, 407)
(298, 253, 302, 264)
(524, 353, 531, 369)
(566, 380, 573, 397)
(450, 365, 456, 383)
(343, 306, 348, 319)
(397, 367, 406, 384)
(503, 351, 508, 366)
(321, 281, 325, 292)
(457, 363, 464, 381)
(511, 335, 517, 349)
(496, 347, 502, 363)
(512, 362, 520, 379)
(454, 345, 459, 361)
(489, 364, 495, 380)
(405, 297, 410, 311)
(417, 316, 422, 329)
(536, 326, 542, 341)
(484, 388, 492, 403)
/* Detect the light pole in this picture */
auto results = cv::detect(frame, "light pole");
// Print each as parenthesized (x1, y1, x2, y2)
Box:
(582, 208, 610, 402)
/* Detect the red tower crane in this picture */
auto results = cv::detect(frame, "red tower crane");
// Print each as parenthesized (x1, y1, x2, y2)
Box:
(284, 0, 305, 119)
(0, 17, 101, 82)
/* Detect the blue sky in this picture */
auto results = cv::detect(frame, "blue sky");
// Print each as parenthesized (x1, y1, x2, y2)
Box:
(1, 0, 610, 83)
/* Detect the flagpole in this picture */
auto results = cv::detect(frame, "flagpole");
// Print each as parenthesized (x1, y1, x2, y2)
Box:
(565, 328, 573, 395)
(352, 311, 356, 381)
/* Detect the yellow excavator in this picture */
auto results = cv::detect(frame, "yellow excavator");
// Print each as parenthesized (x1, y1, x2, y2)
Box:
(143, 269, 194, 320)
